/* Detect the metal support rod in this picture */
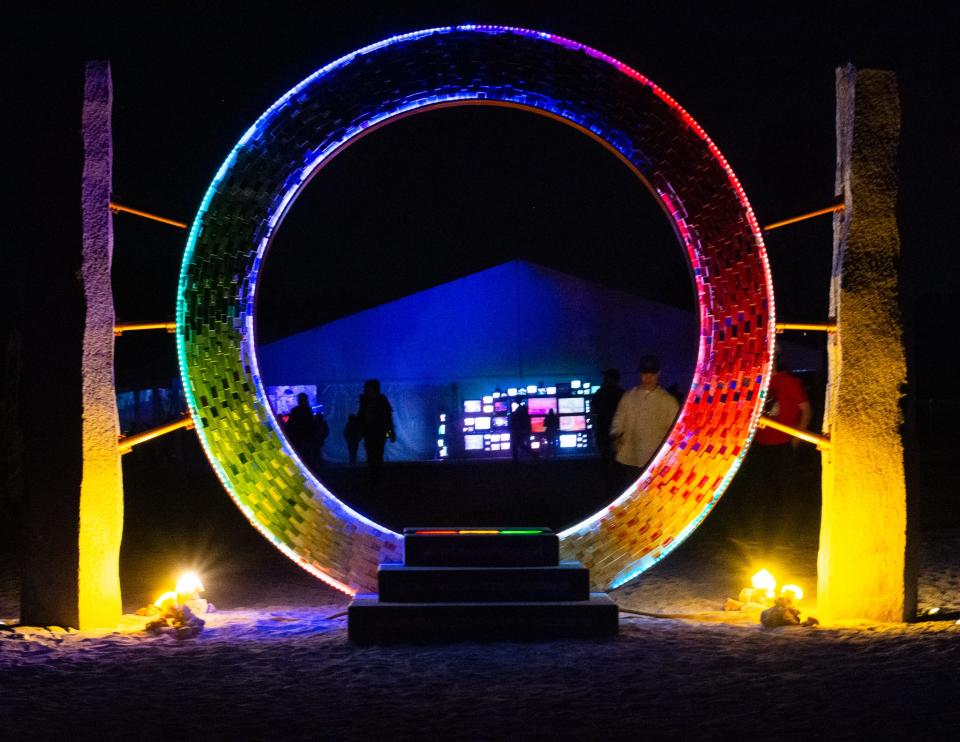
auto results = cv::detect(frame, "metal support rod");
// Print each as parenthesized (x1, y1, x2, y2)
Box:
(763, 203, 845, 232)
(775, 322, 837, 334)
(109, 202, 188, 229)
(114, 321, 177, 336)
(118, 416, 194, 455)
(757, 416, 832, 451)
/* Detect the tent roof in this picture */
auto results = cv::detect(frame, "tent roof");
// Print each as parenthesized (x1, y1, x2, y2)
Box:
(260, 260, 701, 391)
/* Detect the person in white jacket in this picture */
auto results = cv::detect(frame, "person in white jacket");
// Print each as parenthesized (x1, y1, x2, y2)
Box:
(610, 355, 679, 477)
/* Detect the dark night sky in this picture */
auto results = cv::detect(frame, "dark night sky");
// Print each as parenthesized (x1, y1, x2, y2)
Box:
(11, 3, 959, 391)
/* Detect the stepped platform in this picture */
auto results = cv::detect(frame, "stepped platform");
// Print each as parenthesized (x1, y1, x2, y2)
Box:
(378, 561, 589, 603)
(348, 593, 619, 644)
(348, 527, 618, 643)
(402, 527, 558, 567)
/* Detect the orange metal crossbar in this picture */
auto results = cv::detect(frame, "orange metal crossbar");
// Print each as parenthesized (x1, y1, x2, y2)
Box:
(757, 416, 831, 451)
(775, 323, 837, 334)
(118, 416, 194, 455)
(763, 203, 845, 232)
(109, 202, 188, 229)
(114, 322, 177, 336)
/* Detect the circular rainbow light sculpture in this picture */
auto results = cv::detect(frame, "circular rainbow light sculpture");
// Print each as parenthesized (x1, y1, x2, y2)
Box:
(177, 26, 774, 595)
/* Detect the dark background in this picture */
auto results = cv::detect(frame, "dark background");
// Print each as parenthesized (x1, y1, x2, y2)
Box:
(10, 2, 958, 390)
(5, 4, 959, 541)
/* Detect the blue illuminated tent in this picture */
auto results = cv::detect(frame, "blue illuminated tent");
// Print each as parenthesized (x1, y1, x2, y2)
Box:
(260, 260, 706, 462)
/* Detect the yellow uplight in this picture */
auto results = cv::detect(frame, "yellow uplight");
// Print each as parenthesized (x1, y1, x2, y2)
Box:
(780, 584, 804, 601)
(153, 572, 205, 609)
(175, 572, 204, 597)
(751, 569, 776, 598)
(154, 591, 179, 609)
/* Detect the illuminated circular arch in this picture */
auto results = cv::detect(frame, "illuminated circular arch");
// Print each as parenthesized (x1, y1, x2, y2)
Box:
(177, 25, 774, 595)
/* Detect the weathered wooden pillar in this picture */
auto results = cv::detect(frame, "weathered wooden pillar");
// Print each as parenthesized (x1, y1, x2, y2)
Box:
(78, 60, 123, 629)
(19, 61, 122, 629)
(818, 65, 915, 622)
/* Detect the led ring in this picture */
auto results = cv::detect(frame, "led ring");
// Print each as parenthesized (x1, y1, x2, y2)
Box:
(177, 25, 774, 594)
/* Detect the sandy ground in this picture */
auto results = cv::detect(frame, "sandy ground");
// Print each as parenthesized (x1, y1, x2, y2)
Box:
(2, 529, 958, 740)
(2, 450, 958, 740)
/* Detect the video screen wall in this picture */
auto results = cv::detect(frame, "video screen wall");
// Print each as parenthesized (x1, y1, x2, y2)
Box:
(437, 379, 598, 459)
(266, 384, 320, 424)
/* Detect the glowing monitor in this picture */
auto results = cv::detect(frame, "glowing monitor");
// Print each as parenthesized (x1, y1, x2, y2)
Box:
(527, 398, 558, 415)
(530, 417, 545, 433)
(559, 434, 579, 448)
(473, 417, 492, 431)
(492, 415, 509, 428)
(266, 385, 317, 415)
(558, 397, 585, 414)
(464, 400, 482, 413)
(464, 435, 484, 451)
(560, 415, 587, 432)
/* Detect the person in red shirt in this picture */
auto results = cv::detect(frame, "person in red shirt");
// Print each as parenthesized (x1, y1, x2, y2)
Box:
(757, 361, 812, 447)
(750, 356, 813, 545)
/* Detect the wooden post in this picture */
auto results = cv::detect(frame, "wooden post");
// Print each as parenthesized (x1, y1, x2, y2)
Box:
(78, 61, 123, 629)
(818, 65, 916, 622)
(19, 61, 122, 629)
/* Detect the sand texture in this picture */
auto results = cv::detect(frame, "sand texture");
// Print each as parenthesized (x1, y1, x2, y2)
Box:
(3, 529, 957, 740)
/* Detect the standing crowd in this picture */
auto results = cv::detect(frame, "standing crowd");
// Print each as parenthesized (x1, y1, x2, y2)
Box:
(282, 379, 396, 485)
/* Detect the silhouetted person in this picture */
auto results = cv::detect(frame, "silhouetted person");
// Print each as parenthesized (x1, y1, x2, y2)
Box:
(343, 412, 362, 465)
(315, 408, 330, 463)
(591, 368, 624, 463)
(543, 409, 559, 453)
(611, 355, 679, 486)
(751, 354, 813, 544)
(285, 393, 321, 469)
(447, 412, 465, 460)
(358, 379, 395, 484)
(509, 399, 533, 463)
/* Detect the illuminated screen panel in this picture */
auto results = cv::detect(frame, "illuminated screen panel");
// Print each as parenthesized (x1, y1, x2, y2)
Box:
(463, 400, 482, 413)
(464, 434, 484, 451)
(560, 415, 587, 432)
(530, 417, 545, 433)
(473, 417, 491, 431)
(267, 385, 318, 416)
(558, 397, 585, 414)
(528, 398, 558, 415)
